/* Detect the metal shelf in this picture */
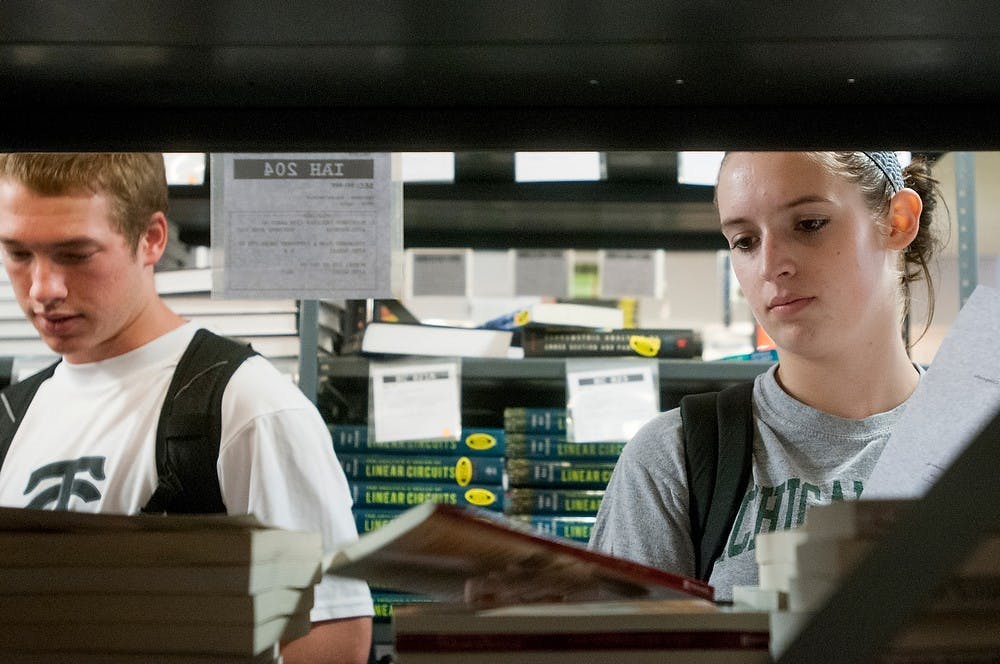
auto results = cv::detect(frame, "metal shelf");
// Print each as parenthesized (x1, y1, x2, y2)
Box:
(320, 355, 773, 383)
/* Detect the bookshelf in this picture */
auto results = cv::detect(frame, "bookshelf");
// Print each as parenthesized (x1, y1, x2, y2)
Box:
(318, 355, 773, 424)
(5, 3, 999, 660)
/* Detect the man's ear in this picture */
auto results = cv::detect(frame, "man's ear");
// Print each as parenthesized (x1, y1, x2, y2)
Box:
(886, 188, 922, 251)
(139, 211, 169, 267)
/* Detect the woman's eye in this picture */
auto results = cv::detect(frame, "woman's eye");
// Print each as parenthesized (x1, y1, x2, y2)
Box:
(799, 218, 828, 232)
(730, 236, 755, 252)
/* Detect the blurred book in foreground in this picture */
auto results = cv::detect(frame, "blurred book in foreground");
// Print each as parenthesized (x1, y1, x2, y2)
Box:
(322, 501, 713, 606)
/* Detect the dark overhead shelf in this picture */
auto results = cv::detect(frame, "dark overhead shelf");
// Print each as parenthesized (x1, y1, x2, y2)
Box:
(2, 1, 1000, 150)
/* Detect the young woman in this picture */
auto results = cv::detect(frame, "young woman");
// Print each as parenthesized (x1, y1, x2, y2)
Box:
(590, 151, 942, 601)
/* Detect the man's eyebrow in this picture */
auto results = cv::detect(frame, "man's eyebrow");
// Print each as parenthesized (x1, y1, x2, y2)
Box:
(0, 237, 100, 249)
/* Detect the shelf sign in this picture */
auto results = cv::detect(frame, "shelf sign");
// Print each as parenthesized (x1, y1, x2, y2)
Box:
(369, 359, 461, 442)
(515, 250, 569, 297)
(565, 359, 659, 442)
(209, 153, 403, 299)
(409, 249, 469, 296)
(598, 249, 664, 298)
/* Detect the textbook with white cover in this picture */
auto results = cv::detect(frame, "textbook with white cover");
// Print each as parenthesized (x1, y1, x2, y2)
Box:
(360, 322, 513, 358)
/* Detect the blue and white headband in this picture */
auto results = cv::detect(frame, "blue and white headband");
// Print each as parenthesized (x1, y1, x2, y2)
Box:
(862, 151, 904, 193)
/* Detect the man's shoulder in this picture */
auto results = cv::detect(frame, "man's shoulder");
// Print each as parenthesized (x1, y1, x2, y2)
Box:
(225, 355, 315, 414)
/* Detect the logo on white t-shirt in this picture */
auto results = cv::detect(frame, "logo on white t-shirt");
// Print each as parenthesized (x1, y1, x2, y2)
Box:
(24, 456, 106, 510)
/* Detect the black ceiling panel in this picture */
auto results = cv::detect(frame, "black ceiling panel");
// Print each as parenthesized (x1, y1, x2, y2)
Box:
(1, 1, 999, 150)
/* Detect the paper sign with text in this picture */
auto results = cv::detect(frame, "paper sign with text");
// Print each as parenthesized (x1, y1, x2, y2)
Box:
(369, 359, 462, 443)
(566, 360, 659, 442)
(210, 153, 402, 299)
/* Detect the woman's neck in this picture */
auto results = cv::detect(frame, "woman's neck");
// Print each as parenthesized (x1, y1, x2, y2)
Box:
(774, 341, 920, 420)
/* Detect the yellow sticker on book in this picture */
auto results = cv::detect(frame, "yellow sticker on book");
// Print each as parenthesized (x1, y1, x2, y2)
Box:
(465, 432, 498, 451)
(628, 335, 661, 357)
(455, 456, 473, 486)
(464, 487, 498, 506)
(514, 309, 531, 326)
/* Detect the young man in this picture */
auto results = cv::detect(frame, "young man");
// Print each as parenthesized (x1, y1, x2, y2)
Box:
(0, 153, 373, 664)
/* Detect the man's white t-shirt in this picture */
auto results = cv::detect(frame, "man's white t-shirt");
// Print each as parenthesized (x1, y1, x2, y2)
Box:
(0, 322, 373, 622)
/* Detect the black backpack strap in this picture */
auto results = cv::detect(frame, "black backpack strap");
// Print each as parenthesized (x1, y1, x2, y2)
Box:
(141, 329, 257, 515)
(0, 361, 61, 471)
(680, 380, 756, 582)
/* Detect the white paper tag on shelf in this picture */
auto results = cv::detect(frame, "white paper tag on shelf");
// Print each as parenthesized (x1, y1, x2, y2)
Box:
(565, 359, 659, 442)
(209, 153, 402, 299)
(369, 359, 461, 442)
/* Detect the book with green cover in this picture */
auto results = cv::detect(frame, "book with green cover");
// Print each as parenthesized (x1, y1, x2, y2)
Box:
(354, 508, 407, 534)
(504, 488, 605, 516)
(505, 434, 625, 460)
(503, 407, 567, 434)
(509, 515, 597, 543)
(338, 453, 504, 486)
(506, 459, 617, 489)
(330, 425, 506, 457)
(349, 481, 504, 512)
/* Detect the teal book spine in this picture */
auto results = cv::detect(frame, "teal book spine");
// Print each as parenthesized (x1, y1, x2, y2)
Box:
(503, 488, 606, 515)
(509, 514, 597, 543)
(353, 508, 407, 534)
(505, 434, 626, 460)
(502, 407, 567, 434)
(505, 458, 617, 489)
(339, 453, 504, 486)
(327, 424, 368, 447)
(329, 425, 505, 457)
(370, 589, 435, 623)
(350, 481, 504, 512)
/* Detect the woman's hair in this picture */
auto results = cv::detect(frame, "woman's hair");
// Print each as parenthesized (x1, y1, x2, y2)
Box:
(808, 152, 943, 344)
(0, 153, 168, 252)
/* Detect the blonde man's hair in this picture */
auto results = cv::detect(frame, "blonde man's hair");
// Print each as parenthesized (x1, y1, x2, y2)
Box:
(0, 153, 168, 251)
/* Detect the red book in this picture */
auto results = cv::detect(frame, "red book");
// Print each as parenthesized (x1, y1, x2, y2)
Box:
(323, 501, 713, 605)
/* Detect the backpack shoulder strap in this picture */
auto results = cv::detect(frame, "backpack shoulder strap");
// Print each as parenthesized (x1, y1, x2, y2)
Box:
(680, 379, 756, 582)
(0, 361, 61, 471)
(141, 328, 257, 514)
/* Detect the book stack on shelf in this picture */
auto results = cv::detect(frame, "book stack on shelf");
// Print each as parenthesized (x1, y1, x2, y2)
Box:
(0, 507, 322, 663)
(481, 299, 703, 360)
(329, 424, 508, 628)
(323, 501, 770, 664)
(315, 299, 346, 355)
(751, 499, 1000, 661)
(154, 267, 305, 376)
(502, 407, 620, 543)
(337, 298, 513, 359)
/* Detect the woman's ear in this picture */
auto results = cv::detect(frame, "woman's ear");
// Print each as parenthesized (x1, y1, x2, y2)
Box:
(886, 188, 922, 251)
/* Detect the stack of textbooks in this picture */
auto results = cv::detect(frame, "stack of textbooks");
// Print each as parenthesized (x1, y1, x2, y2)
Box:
(154, 267, 307, 374)
(330, 424, 508, 627)
(330, 424, 507, 519)
(0, 506, 322, 663)
(751, 499, 1000, 661)
(502, 407, 622, 544)
(392, 600, 771, 663)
